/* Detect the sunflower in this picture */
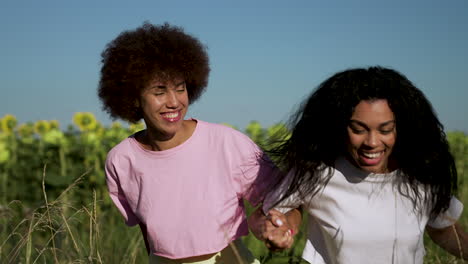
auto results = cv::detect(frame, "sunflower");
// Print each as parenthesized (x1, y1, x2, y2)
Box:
(0, 114, 18, 135)
(49, 120, 60, 130)
(18, 123, 35, 138)
(34, 120, 51, 136)
(73, 112, 98, 132)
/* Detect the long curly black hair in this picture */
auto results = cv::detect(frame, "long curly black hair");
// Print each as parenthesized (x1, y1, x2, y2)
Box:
(98, 22, 210, 123)
(270, 66, 457, 219)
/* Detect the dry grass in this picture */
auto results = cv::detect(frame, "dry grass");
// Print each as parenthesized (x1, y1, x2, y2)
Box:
(1, 164, 466, 264)
(0, 165, 147, 264)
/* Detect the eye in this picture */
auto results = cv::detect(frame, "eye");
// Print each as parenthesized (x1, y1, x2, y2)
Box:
(349, 125, 366, 134)
(351, 128, 366, 134)
(379, 125, 395, 135)
(176, 83, 186, 93)
(380, 129, 394, 135)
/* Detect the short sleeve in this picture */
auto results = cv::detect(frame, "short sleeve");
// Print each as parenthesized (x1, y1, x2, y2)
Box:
(238, 147, 281, 206)
(227, 130, 282, 206)
(105, 154, 140, 226)
(427, 197, 464, 229)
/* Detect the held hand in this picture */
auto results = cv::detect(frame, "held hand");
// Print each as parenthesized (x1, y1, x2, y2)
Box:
(264, 209, 295, 250)
(247, 207, 271, 241)
(247, 207, 296, 250)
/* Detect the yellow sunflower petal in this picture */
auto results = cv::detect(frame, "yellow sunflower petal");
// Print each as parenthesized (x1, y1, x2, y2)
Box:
(1, 114, 18, 134)
(34, 120, 51, 136)
(49, 120, 60, 130)
(18, 123, 35, 137)
(73, 112, 98, 131)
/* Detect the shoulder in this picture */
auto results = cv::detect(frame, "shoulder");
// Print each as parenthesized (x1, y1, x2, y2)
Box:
(196, 119, 239, 134)
(196, 119, 255, 144)
(105, 135, 135, 164)
(194, 120, 264, 166)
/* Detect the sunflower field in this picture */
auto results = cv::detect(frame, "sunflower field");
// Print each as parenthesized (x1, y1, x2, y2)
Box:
(0, 113, 467, 263)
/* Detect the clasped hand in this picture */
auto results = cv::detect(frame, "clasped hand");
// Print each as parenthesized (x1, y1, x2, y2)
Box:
(248, 208, 295, 251)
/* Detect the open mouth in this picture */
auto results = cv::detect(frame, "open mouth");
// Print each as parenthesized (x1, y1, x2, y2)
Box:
(161, 111, 181, 122)
(358, 151, 384, 166)
(361, 151, 383, 159)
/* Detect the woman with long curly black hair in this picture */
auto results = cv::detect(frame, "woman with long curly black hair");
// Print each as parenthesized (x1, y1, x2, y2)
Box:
(249, 66, 467, 263)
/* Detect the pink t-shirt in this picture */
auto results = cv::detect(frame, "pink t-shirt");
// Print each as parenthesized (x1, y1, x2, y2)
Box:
(105, 119, 277, 258)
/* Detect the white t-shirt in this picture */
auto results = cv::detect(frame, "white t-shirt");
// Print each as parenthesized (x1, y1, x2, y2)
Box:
(265, 157, 463, 264)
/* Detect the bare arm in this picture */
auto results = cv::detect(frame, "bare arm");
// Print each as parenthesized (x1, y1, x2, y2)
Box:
(426, 222, 468, 260)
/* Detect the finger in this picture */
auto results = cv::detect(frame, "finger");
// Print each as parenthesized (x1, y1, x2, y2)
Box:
(267, 226, 292, 246)
(269, 214, 287, 227)
(263, 216, 283, 230)
(262, 223, 275, 240)
(279, 235, 294, 249)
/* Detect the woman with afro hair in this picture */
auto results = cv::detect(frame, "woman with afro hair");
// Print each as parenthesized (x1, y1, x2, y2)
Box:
(98, 22, 277, 263)
(248, 66, 468, 263)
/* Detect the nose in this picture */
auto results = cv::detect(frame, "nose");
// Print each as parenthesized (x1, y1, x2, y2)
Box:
(364, 131, 379, 148)
(166, 90, 179, 108)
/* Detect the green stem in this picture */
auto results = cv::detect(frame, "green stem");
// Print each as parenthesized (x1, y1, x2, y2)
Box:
(59, 146, 67, 178)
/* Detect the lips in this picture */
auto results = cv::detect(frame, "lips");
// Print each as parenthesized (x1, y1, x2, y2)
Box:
(361, 151, 383, 159)
(359, 151, 384, 166)
(161, 111, 181, 122)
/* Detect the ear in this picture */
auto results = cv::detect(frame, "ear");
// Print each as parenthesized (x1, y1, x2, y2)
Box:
(134, 100, 140, 108)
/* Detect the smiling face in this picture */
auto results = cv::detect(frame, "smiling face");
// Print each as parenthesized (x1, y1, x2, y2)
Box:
(139, 78, 189, 141)
(346, 99, 396, 173)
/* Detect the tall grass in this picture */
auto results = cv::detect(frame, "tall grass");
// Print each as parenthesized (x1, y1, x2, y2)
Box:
(0, 165, 146, 264)
(2, 170, 466, 264)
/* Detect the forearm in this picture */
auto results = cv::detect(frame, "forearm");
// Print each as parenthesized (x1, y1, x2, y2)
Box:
(427, 223, 468, 260)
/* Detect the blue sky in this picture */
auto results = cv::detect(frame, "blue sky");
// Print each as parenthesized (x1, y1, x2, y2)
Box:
(1, 0, 467, 132)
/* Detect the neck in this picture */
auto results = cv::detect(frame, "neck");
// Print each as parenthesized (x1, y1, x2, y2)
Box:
(138, 120, 196, 151)
(146, 133, 176, 151)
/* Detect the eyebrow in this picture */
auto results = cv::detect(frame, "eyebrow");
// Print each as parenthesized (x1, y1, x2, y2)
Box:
(349, 120, 395, 128)
(150, 81, 185, 89)
(175, 80, 186, 86)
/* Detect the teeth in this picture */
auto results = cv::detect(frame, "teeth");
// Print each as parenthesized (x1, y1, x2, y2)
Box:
(163, 112, 179, 118)
(362, 152, 382, 159)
